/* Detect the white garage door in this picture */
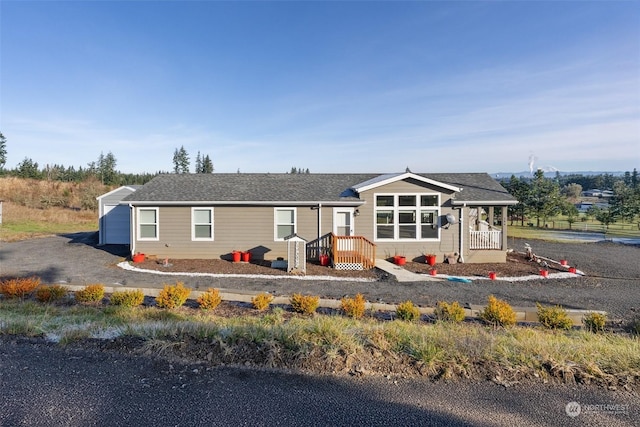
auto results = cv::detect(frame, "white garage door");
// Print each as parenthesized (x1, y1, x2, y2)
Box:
(104, 204, 131, 244)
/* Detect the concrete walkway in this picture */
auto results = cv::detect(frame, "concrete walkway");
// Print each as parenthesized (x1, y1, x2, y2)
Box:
(374, 258, 439, 282)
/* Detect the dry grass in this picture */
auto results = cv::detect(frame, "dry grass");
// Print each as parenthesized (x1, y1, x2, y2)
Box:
(0, 177, 101, 241)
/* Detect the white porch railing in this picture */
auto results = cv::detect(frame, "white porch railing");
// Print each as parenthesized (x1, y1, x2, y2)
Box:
(469, 230, 502, 249)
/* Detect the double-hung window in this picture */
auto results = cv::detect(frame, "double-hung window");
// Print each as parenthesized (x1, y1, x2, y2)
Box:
(274, 208, 296, 240)
(375, 194, 439, 241)
(192, 208, 214, 241)
(138, 207, 159, 240)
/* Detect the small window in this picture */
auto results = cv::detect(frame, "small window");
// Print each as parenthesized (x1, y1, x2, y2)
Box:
(275, 208, 296, 240)
(421, 195, 438, 206)
(138, 208, 158, 240)
(192, 208, 214, 241)
(376, 195, 394, 206)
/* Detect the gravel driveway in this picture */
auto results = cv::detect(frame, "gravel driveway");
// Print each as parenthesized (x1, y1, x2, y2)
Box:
(2, 232, 639, 322)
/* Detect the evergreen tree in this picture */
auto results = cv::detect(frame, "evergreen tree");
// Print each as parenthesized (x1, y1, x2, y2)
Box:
(195, 151, 202, 173)
(528, 169, 563, 227)
(201, 154, 214, 173)
(0, 132, 7, 170)
(172, 146, 190, 173)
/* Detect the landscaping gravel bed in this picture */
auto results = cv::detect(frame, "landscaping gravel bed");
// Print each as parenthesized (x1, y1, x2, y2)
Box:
(2, 232, 639, 323)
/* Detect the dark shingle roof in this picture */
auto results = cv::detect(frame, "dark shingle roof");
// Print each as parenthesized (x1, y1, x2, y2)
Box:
(121, 173, 516, 205)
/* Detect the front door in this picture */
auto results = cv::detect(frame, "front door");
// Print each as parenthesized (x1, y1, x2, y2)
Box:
(333, 208, 354, 251)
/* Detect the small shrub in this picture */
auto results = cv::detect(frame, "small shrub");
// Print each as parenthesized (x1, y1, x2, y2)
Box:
(156, 282, 191, 309)
(261, 307, 285, 325)
(74, 284, 105, 304)
(434, 301, 466, 323)
(110, 289, 145, 307)
(480, 295, 516, 328)
(628, 315, 640, 336)
(0, 276, 41, 299)
(197, 288, 222, 310)
(583, 312, 607, 333)
(340, 293, 366, 319)
(396, 300, 421, 322)
(251, 293, 274, 311)
(536, 303, 573, 330)
(290, 293, 319, 315)
(35, 285, 68, 303)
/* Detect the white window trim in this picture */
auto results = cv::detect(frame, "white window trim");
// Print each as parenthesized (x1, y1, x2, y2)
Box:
(374, 193, 441, 242)
(137, 207, 159, 241)
(274, 207, 297, 241)
(191, 207, 214, 241)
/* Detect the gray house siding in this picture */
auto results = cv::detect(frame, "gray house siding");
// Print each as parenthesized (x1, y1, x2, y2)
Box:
(131, 204, 346, 260)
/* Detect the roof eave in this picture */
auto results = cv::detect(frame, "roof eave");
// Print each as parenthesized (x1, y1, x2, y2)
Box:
(353, 172, 462, 193)
(121, 200, 366, 207)
(452, 200, 519, 206)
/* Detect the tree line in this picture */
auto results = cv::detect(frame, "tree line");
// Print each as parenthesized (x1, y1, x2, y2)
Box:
(501, 169, 640, 230)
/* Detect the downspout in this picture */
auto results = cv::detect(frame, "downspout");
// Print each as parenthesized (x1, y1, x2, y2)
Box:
(458, 204, 465, 263)
(129, 203, 135, 257)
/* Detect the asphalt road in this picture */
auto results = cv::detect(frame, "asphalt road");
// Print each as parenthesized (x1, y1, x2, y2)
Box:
(2, 232, 639, 321)
(0, 336, 637, 427)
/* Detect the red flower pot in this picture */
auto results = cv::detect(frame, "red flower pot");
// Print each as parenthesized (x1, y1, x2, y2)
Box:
(232, 251, 241, 263)
(560, 259, 568, 266)
(319, 254, 329, 266)
(540, 269, 549, 278)
(489, 271, 497, 280)
(425, 255, 437, 266)
(132, 253, 145, 263)
(394, 255, 406, 266)
(241, 251, 251, 263)
(429, 269, 437, 276)
(569, 267, 577, 274)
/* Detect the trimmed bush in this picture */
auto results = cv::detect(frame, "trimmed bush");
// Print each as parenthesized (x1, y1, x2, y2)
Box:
(396, 300, 421, 322)
(583, 312, 607, 333)
(35, 284, 68, 303)
(75, 284, 105, 304)
(536, 303, 573, 330)
(290, 293, 319, 315)
(480, 295, 516, 328)
(434, 301, 466, 323)
(251, 293, 274, 311)
(197, 288, 222, 310)
(110, 289, 145, 307)
(340, 293, 366, 319)
(0, 276, 41, 299)
(156, 282, 191, 309)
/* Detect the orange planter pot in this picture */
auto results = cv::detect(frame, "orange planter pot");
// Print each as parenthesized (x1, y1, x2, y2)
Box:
(319, 254, 329, 266)
(241, 251, 251, 263)
(429, 269, 437, 276)
(569, 267, 577, 274)
(488, 271, 497, 280)
(132, 253, 145, 263)
(394, 255, 406, 266)
(560, 259, 568, 266)
(540, 269, 549, 278)
(232, 251, 241, 263)
(425, 255, 436, 266)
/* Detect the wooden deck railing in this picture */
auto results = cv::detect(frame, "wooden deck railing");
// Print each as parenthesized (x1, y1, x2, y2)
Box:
(306, 233, 377, 270)
(469, 230, 502, 250)
(331, 234, 377, 269)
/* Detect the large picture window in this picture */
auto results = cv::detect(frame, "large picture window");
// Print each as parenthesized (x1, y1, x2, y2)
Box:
(274, 208, 296, 240)
(138, 207, 159, 240)
(192, 208, 214, 241)
(375, 194, 439, 241)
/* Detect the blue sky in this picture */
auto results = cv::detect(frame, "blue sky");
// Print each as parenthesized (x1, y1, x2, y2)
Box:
(1, 1, 638, 175)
